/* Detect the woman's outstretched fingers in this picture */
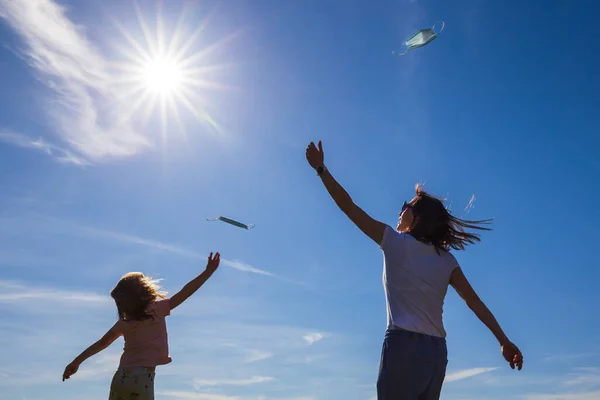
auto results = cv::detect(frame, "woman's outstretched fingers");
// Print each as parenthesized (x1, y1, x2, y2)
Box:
(305, 140, 325, 169)
(515, 353, 523, 370)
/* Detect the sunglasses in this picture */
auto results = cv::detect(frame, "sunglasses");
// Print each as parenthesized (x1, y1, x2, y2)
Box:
(401, 201, 414, 213)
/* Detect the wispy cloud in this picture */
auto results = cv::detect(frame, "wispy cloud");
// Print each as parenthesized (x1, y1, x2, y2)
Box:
(79, 225, 274, 276)
(171, 323, 335, 370)
(303, 332, 328, 345)
(221, 259, 274, 277)
(258, 398, 316, 400)
(543, 352, 600, 362)
(71, 352, 122, 381)
(0, 0, 151, 164)
(194, 376, 276, 387)
(159, 394, 316, 400)
(283, 354, 328, 365)
(243, 349, 274, 363)
(80, 226, 201, 258)
(563, 367, 600, 388)
(518, 366, 600, 399)
(158, 393, 238, 400)
(463, 193, 476, 215)
(0, 131, 87, 165)
(523, 391, 600, 400)
(0, 280, 109, 304)
(444, 367, 499, 383)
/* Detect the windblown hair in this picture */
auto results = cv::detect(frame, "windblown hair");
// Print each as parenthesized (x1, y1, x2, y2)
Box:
(407, 184, 492, 254)
(110, 272, 167, 321)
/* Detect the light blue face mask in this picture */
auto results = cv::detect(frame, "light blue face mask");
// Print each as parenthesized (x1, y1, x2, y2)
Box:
(207, 216, 255, 230)
(393, 21, 445, 56)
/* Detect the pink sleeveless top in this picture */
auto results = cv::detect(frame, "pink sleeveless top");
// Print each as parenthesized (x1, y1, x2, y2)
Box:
(112, 299, 172, 368)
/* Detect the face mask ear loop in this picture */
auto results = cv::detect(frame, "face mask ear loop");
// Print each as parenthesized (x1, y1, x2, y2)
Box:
(432, 21, 445, 35)
(392, 42, 410, 56)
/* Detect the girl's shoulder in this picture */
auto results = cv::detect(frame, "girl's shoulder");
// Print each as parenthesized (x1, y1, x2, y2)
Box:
(119, 298, 171, 327)
(149, 298, 171, 318)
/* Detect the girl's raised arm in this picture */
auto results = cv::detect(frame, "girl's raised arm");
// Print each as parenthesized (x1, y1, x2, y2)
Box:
(170, 252, 221, 310)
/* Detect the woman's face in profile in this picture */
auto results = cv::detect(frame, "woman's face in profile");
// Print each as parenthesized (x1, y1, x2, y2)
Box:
(397, 199, 416, 232)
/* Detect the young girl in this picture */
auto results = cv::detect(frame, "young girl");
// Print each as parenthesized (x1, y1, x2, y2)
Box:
(305, 140, 523, 400)
(62, 252, 221, 400)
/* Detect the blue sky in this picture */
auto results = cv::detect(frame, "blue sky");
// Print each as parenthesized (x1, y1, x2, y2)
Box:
(0, 0, 599, 399)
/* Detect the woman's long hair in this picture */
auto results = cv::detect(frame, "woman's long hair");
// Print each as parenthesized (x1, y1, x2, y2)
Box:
(110, 272, 167, 321)
(407, 184, 492, 254)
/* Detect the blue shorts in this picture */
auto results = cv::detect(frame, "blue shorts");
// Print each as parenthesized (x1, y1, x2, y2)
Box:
(377, 328, 448, 400)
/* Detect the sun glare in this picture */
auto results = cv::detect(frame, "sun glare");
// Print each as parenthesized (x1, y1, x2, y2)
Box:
(109, 2, 236, 141)
(142, 58, 183, 94)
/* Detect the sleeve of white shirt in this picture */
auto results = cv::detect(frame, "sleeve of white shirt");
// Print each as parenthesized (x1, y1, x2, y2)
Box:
(380, 224, 401, 250)
(446, 251, 461, 273)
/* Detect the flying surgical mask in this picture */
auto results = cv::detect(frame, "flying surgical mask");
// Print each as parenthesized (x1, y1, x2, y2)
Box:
(393, 21, 445, 56)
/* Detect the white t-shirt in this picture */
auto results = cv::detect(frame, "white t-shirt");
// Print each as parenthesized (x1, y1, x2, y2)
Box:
(380, 225, 459, 338)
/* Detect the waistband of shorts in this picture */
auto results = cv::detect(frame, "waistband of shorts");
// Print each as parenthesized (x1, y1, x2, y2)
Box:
(117, 366, 156, 374)
(386, 326, 446, 343)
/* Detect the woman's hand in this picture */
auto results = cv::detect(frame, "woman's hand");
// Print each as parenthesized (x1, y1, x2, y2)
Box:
(62, 361, 80, 381)
(501, 341, 523, 370)
(305, 141, 324, 170)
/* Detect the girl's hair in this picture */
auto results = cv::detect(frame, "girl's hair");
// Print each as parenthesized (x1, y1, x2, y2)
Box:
(407, 184, 492, 254)
(110, 272, 167, 321)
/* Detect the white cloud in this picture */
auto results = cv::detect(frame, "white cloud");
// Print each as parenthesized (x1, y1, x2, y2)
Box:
(523, 391, 600, 400)
(562, 367, 600, 388)
(71, 351, 122, 381)
(0, 212, 276, 278)
(255, 398, 316, 400)
(167, 323, 334, 371)
(221, 259, 274, 277)
(79, 225, 274, 277)
(194, 376, 276, 387)
(543, 352, 600, 362)
(159, 394, 316, 400)
(303, 332, 328, 345)
(0, 0, 151, 163)
(444, 367, 499, 383)
(0, 131, 87, 165)
(0, 280, 109, 305)
(283, 354, 328, 364)
(243, 349, 274, 363)
(158, 392, 239, 400)
(80, 225, 201, 259)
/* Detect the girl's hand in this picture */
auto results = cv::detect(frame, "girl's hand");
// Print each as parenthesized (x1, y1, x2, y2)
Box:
(62, 361, 80, 381)
(206, 252, 221, 273)
(305, 141, 325, 170)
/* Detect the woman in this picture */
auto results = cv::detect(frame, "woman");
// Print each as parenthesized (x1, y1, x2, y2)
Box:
(305, 141, 522, 400)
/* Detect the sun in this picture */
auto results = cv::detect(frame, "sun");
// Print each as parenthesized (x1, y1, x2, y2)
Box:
(141, 57, 183, 95)
(108, 2, 237, 141)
